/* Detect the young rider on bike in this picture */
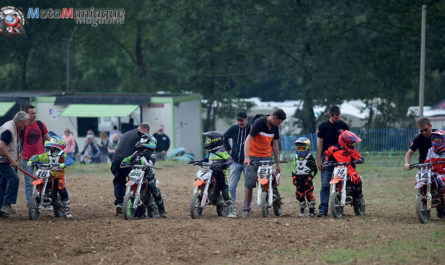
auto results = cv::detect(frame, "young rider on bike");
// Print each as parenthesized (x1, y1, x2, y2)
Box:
(323, 131, 364, 202)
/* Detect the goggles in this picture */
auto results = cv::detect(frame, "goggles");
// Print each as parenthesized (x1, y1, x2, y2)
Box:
(295, 145, 309, 151)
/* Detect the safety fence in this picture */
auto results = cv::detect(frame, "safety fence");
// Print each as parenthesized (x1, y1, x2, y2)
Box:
(280, 128, 418, 153)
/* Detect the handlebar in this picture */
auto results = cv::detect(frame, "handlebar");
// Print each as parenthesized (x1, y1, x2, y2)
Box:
(408, 161, 445, 170)
(188, 161, 211, 167)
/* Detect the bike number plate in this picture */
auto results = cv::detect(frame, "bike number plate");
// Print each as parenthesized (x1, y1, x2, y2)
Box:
(258, 166, 271, 177)
(35, 169, 50, 179)
(128, 169, 144, 181)
(333, 166, 346, 178)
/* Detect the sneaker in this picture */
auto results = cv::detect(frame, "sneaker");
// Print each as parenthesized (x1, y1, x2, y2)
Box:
(2, 204, 16, 214)
(159, 211, 168, 218)
(241, 210, 250, 219)
(0, 210, 9, 218)
(317, 211, 327, 218)
(116, 205, 123, 215)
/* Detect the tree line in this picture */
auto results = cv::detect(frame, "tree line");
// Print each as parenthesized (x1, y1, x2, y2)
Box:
(1, 0, 444, 132)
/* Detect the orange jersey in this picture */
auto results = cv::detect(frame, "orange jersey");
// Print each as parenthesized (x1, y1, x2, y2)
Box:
(248, 116, 279, 157)
(323, 145, 362, 164)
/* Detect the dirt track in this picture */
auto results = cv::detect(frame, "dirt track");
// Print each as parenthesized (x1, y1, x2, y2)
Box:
(1, 163, 444, 265)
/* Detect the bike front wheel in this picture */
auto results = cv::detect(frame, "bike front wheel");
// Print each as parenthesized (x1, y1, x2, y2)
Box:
(190, 191, 203, 219)
(123, 193, 136, 220)
(330, 191, 343, 219)
(415, 195, 430, 224)
(28, 193, 41, 221)
(353, 195, 366, 216)
(261, 191, 270, 218)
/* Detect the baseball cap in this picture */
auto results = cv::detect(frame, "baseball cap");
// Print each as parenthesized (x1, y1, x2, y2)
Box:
(236, 110, 247, 119)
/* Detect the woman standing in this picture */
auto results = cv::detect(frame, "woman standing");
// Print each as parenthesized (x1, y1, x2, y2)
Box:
(98, 131, 110, 163)
(63, 128, 76, 160)
(108, 133, 119, 161)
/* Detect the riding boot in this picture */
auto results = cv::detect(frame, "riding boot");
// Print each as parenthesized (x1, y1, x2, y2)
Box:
(155, 198, 167, 218)
(299, 201, 306, 217)
(308, 200, 316, 217)
(63, 200, 73, 219)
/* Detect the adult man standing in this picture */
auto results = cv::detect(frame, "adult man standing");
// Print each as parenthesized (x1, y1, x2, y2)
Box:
(404, 117, 444, 218)
(316, 106, 349, 217)
(223, 110, 249, 218)
(243, 109, 286, 218)
(111, 123, 153, 214)
(0, 111, 29, 217)
(21, 105, 50, 205)
(153, 125, 170, 161)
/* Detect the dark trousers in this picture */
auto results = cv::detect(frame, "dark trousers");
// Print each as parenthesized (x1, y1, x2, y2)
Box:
(213, 171, 231, 201)
(111, 160, 131, 206)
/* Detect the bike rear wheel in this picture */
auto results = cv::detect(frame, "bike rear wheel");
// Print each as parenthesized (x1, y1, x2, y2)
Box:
(261, 191, 270, 217)
(28, 193, 40, 221)
(353, 195, 366, 216)
(416, 195, 430, 224)
(330, 191, 343, 219)
(272, 188, 282, 216)
(123, 193, 136, 220)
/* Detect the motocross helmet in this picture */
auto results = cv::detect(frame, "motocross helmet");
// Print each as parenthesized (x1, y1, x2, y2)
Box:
(338, 130, 361, 150)
(294, 137, 310, 159)
(135, 131, 157, 150)
(203, 131, 224, 151)
(44, 135, 66, 154)
(431, 130, 445, 154)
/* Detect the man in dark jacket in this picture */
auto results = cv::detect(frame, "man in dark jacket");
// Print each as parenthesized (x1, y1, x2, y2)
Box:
(223, 110, 249, 218)
(110, 123, 150, 214)
(153, 125, 170, 161)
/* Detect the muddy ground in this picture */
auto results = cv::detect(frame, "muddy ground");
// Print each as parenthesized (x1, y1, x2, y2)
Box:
(0, 162, 444, 265)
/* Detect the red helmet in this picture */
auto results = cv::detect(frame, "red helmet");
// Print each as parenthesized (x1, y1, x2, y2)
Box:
(431, 130, 445, 154)
(339, 130, 361, 150)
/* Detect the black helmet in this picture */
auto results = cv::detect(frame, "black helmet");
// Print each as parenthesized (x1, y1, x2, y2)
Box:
(135, 132, 157, 150)
(203, 131, 224, 150)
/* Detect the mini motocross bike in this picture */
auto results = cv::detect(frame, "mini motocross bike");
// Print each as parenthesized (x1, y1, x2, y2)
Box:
(121, 159, 158, 220)
(328, 162, 365, 218)
(27, 163, 65, 220)
(409, 161, 445, 224)
(255, 160, 282, 218)
(188, 161, 229, 219)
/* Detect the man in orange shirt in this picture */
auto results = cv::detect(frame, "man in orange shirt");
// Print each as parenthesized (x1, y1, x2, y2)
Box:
(242, 109, 286, 218)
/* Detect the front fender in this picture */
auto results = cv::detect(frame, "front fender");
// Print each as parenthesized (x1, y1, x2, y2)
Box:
(330, 177, 342, 185)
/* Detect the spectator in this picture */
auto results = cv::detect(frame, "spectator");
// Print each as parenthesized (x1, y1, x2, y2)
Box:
(242, 109, 286, 218)
(63, 128, 76, 160)
(109, 125, 122, 140)
(153, 125, 170, 161)
(316, 106, 349, 217)
(223, 110, 249, 218)
(108, 133, 119, 161)
(98, 131, 110, 163)
(111, 122, 150, 215)
(21, 105, 50, 205)
(80, 135, 101, 164)
(0, 111, 29, 217)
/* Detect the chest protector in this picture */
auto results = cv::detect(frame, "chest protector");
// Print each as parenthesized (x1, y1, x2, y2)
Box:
(294, 154, 311, 175)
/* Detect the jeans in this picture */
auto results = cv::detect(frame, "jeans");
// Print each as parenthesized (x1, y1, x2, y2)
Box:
(0, 163, 20, 208)
(319, 161, 334, 213)
(22, 159, 36, 204)
(228, 162, 247, 203)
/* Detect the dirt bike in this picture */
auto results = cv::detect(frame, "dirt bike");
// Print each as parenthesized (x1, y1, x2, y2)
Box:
(121, 160, 158, 220)
(328, 162, 365, 219)
(188, 160, 229, 219)
(409, 161, 445, 224)
(255, 160, 282, 218)
(27, 163, 65, 220)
